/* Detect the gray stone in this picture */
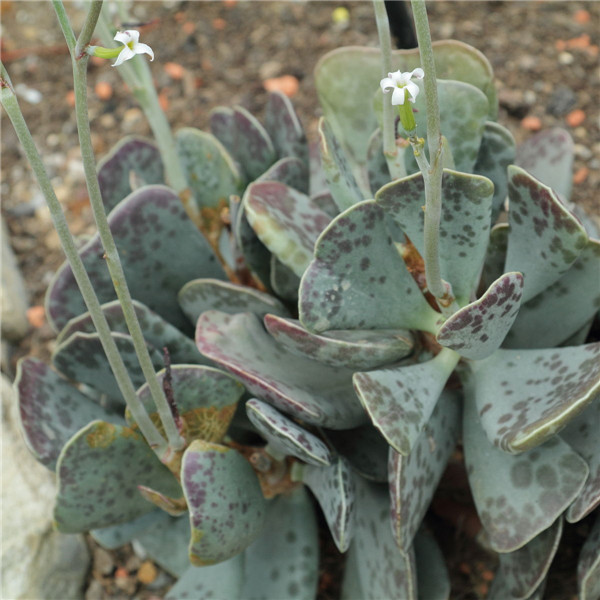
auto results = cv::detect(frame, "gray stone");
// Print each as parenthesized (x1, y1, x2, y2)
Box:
(1, 374, 90, 600)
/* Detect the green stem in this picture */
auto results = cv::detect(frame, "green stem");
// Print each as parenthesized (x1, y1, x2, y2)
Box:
(75, 0, 103, 58)
(0, 62, 166, 453)
(51, 0, 76, 52)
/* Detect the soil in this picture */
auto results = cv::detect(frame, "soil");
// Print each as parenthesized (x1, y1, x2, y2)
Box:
(1, 1, 598, 599)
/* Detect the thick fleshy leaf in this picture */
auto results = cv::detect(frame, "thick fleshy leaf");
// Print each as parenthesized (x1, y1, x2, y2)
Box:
(389, 389, 461, 551)
(270, 255, 300, 301)
(473, 121, 516, 223)
(354, 349, 460, 456)
(367, 128, 393, 194)
(504, 239, 600, 349)
(196, 311, 366, 429)
(515, 128, 573, 202)
(178, 278, 288, 325)
(176, 128, 242, 210)
(488, 518, 563, 600)
(471, 344, 600, 453)
(246, 399, 332, 467)
(165, 556, 243, 600)
(562, 399, 600, 522)
(505, 165, 588, 302)
(578, 513, 600, 600)
(309, 139, 330, 198)
(264, 314, 413, 370)
(318, 118, 365, 211)
(299, 199, 439, 334)
(54, 420, 181, 533)
(462, 385, 588, 552)
(15, 358, 118, 470)
(256, 156, 309, 195)
(376, 169, 494, 305)
(310, 190, 339, 218)
(56, 299, 203, 365)
(46, 185, 226, 332)
(182, 439, 267, 565)
(52, 331, 163, 403)
(414, 530, 451, 600)
(480, 223, 509, 291)
(323, 423, 389, 483)
(90, 510, 163, 551)
(301, 457, 355, 552)
(264, 90, 309, 166)
(244, 181, 331, 277)
(97, 136, 164, 211)
(436, 272, 524, 359)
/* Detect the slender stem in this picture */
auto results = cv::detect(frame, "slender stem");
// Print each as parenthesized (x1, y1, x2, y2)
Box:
(1, 63, 166, 453)
(51, 0, 76, 52)
(75, 0, 103, 58)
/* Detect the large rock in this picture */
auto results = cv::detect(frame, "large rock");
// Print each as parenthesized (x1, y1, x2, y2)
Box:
(2, 374, 90, 599)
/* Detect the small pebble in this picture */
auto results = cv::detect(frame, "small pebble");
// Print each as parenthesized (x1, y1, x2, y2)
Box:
(137, 561, 157, 585)
(521, 116, 542, 131)
(566, 109, 586, 127)
(263, 75, 299, 97)
(573, 166, 589, 185)
(574, 144, 592, 160)
(558, 52, 574, 65)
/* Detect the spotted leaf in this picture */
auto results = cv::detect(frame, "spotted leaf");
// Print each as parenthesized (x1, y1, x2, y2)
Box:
(91, 510, 164, 551)
(270, 255, 301, 301)
(257, 156, 309, 195)
(578, 513, 600, 600)
(414, 529, 451, 600)
(480, 223, 509, 292)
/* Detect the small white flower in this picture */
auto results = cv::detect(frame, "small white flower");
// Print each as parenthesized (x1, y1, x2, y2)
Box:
(112, 30, 154, 67)
(380, 68, 424, 105)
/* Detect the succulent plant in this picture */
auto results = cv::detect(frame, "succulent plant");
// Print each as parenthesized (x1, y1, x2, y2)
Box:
(14, 33, 600, 600)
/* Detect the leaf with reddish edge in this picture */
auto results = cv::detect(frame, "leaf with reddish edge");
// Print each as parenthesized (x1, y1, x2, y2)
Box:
(301, 456, 355, 552)
(488, 518, 563, 600)
(436, 272, 524, 360)
(256, 156, 309, 195)
(14, 357, 119, 471)
(97, 136, 164, 211)
(246, 399, 332, 467)
(470, 343, 600, 453)
(462, 381, 587, 553)
(196, 311, 366, 429)
(353, 348, 460, 456)
(264, 314, 413, 370)
(578, 513, 600, 600)
(299, 199, 439, 335)
(182, 439, 267, 566)
(505, 165, 588, 303)
(54, 420, 182, 533)
(389, 389, 461, 552)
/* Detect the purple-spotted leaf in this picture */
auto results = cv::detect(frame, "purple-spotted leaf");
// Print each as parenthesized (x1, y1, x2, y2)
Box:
(301, 457, 355, 552)
(178, 278, 288, 325)
(56, 299, 203, 365)
(182, 439, 267, 565)
(264, 314, 413, 370)
(462, 386, 588, 552)
(323, 423, 389, 483)
(256, 156, 309, 195)
(488, 518, 562, 600)
(91, 510, 164, 551)
(97, 136, 164, 211)
(516, 128, 574, 202)
(480, 223, 509, 292)
(376, 169, 494, 305)
(46, 185, 226, 332)
(311, 190, 340, 219)
(242, 487, 319, 599)
(15, 358, 119, 470)
(196, 311, 366, 429)
(578, 513, 600, 600)
(54, 420, 181, 533)
(309, 139, 330, 198)
(504, 239, 600, 349)
(264, 90, 309, 166)
(244, 181, 331, 277)
(246, 399, 332, 467)
(562, 399, 600, 522)
(473, 121, 516, 223)
(353, 348, 460, 456)
(505, 165, 588, 302)
(389, 389, 461, 552)
(176, 128, 242, 210)
(52, 331, 163, 403)
(270, 255, 300, 301)
(299, 200, 439, 334)
(414, 529, 451, 600)
(471, 344, 600, 453)
(436, 272, 524, 359)
(318, 118, 365, 211)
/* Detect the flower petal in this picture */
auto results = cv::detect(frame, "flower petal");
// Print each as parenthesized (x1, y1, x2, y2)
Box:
(391, 87, 406, 106)
(410, 68, 425, 80)
(114, 30, 134, 45)
(380, 77, 397, 92)
(112, 46, 135, 67)
(405, 80, 420, 103)
(133, 43, 154, 61)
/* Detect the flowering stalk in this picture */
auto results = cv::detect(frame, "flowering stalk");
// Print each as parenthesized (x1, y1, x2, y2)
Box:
(52, 0, 186, 452)
(0, 62, 166, 454)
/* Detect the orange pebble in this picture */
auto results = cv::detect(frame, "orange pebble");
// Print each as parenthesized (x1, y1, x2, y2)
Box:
(224, 0, 237, 6)
(164, 62, 185, 80)
(521, 116, 542, 131)
(158, 89, 170, 111)
(567, 34, 590, 49)
(182, 21, 195, 35)
(263, 75, 299, 97)
(459, 562, 471, 575)
(114, 567, 129, 579)
(26, 306, 45, 328)
(566, 109, 586, 127)
(90, 55, 105, 67)
(555, 39, 567, 51)
(574, 9, 591, 24)
(481, 570, 495, 582)
(95, 81, 113, 100)
(573, 166, 589, 185)
(66, 89, 75, 107)
(137, 561, 157, 584)
(212, 17, 226, 30)
(476, 583, 489, 597)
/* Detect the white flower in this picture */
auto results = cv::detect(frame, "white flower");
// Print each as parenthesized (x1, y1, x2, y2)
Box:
(380, 68, 424, 105)
(112, 30, 154, 67)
